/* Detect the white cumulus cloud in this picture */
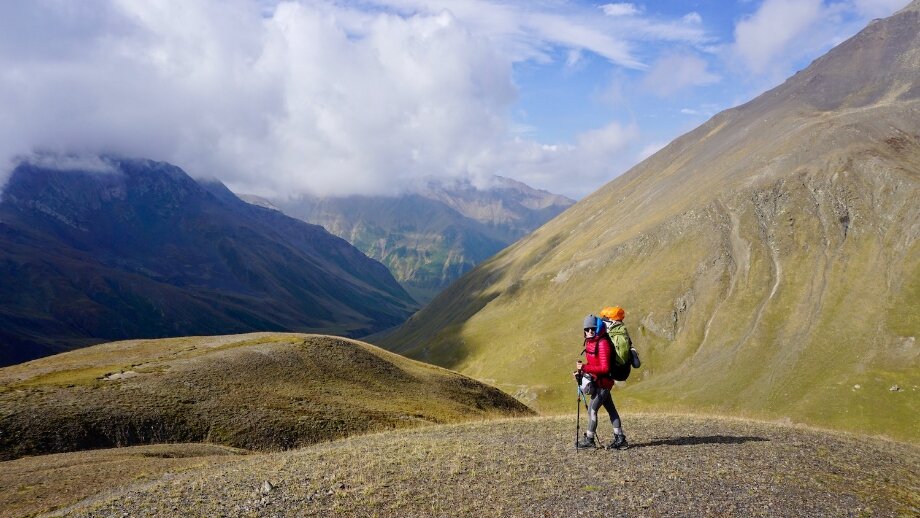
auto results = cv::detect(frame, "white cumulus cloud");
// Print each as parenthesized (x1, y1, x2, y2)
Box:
(0, 0, 708, 199)
(600, 3, 641, 17)
(683, 12, 702, 24)
(732, 0, 825, 75)
(852, 0, 911, 18)
(480, 121, 640, 199)
(642, 53, 720, 96)
(0, 1, 514, 197)
(724, 0, 911, 104)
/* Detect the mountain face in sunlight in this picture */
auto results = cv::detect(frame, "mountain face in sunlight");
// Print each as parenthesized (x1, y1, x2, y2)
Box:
(377, 3, 920, 441)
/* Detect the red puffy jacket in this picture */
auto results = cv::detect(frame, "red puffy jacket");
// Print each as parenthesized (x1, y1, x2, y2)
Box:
(583, 332, 615, 389)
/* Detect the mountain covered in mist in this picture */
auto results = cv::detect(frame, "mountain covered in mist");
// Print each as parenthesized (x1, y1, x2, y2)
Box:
(378, 3, 920, 441)
(0, 158, 416, 366)
(244, 176, 573, 303)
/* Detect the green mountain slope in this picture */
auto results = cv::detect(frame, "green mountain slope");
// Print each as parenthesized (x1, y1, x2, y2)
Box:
(0, 333, 532, 460)
(258, 176, 573, 304)
(378, 3, 920, 441)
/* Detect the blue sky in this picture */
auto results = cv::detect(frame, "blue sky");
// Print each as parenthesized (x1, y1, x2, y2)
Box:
(0, 0, 911, 198)
(510, 0, 909, 166)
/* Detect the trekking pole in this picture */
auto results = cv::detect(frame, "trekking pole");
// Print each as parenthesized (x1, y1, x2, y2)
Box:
(575, 384, 581, 450)
(577, 385, 590, 412)
(576, 384, 604, 449)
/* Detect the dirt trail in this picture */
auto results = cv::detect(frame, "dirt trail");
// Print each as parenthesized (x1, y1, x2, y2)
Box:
(60, 414, 918, 517)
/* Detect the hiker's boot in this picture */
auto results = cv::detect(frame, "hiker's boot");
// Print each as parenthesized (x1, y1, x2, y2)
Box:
(610, 433, 629, 450)
(576, 434, 597, 449)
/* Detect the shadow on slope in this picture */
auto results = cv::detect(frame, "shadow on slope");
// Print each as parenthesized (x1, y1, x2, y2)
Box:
(630, 435, 769, 449)
(0, 333, 533, 461)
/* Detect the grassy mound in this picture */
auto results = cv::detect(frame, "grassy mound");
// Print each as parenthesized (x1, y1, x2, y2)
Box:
(0, 333, 532, 460)
(10, 414, 916, 517)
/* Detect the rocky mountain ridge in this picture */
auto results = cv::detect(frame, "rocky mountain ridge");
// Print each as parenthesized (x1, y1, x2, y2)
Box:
(0, 157, 416, 365)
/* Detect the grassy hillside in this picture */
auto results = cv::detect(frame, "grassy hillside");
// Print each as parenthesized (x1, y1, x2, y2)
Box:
(8, 415, 916, 516)
(0, 333, 532, 460)
(378, 5, 920, 441)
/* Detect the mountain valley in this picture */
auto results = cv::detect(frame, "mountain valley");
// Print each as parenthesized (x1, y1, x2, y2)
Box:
(248, 176, 573, 303)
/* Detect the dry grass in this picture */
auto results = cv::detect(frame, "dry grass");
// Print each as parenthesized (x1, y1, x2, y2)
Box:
(0, 333, 532, 461)
(41, 414, 919, 517)
(0, 443, 248, 518)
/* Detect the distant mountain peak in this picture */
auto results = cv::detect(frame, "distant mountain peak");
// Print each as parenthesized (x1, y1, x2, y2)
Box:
(244, 175, 574, 304)
(411, 174, 574, 225)
(0, 156, 416, 366)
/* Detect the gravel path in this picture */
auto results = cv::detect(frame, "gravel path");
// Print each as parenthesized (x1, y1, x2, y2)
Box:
(64, 414, 918, 517)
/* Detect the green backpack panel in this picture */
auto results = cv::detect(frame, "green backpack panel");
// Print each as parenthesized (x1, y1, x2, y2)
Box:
(606, 321, 632, 381)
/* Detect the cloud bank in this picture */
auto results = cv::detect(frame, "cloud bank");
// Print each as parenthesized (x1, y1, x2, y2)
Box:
(600, 3, 641, 18)
(0, 0, 718, 199)
(729, 0, 911, 79)
(0, 1, 908, 199)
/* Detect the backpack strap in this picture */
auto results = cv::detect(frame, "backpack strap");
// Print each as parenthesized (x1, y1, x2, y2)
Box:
(583, 337, 599, 356)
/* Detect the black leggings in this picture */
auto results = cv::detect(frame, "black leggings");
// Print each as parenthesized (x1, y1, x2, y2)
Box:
(588, 387, 621, 435)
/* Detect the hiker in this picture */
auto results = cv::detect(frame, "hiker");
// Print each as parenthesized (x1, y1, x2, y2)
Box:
(574, 314, 629, 450)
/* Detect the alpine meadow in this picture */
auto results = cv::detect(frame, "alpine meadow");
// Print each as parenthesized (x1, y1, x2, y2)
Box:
(379, 2, 920, 442)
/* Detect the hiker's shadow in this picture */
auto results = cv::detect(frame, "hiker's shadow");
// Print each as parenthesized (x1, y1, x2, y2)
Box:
(630, 435, 769, 449)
